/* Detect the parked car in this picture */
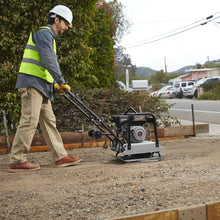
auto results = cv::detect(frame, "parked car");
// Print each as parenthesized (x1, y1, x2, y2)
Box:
(151, 85, 175, 99)
(174, 80, 198, 98)
(182, 81, 198, 98)
(173, 82, 183, 98)
(116, 80, 126, 90)
(196, 76, 220, 87)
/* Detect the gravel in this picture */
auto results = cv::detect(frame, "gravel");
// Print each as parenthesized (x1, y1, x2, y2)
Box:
(0, 136, 219, 220)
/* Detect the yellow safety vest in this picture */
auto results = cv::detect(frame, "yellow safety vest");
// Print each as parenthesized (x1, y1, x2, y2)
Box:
(19, 26, 56, 83)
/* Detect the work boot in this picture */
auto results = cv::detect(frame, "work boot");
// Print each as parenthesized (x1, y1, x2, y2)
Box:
(9, 161, 40, 172)
(55, 155, 82, 167)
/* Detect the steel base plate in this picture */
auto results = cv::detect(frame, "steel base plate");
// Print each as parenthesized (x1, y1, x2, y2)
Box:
(116, 152, 164, 163)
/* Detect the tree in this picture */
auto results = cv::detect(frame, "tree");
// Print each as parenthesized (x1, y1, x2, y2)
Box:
(148, 70, 181, 85)
(107, 0, 130, 42)
(86, 0, 131, 88)
(203, 61, 220, 68)
(195, 63, 202, 69)
(87, 1, 116, 88)
(166, 73, 181, 83)
(108, 0, 132, 84)
(114, 47, 136, 84)
(148, 70, 167, 84)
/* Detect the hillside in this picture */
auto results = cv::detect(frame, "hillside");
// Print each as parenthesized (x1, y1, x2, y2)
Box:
(169, 65, 194, 75)
(135, 67, 157, 78)
(135, 58, 220, 78)
(135, 65, 194, 78)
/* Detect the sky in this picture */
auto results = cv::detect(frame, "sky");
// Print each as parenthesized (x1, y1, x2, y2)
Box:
(116, 0, 220, 72)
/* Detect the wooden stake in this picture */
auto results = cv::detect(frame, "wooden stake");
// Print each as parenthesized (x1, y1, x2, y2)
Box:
(2, 110, 10, 153)
(81, 123, 85, 148)
(191, 104, 196, 137)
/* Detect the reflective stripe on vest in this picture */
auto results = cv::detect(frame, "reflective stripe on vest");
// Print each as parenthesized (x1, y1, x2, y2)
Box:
(19, 26, 56, 83)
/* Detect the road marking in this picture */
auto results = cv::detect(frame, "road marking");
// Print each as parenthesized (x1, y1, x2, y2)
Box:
(170, 108, 220, 114)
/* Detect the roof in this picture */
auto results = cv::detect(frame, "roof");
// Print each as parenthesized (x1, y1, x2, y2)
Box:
(185, 68, 220, 73)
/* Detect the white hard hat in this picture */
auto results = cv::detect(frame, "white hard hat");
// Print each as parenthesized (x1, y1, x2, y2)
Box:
(50, 5, 73, 27)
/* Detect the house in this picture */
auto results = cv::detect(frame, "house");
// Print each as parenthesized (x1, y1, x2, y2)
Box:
(169, 68, 220, 85)
(181, 68, 220, 81)
(168, 76, 182, 85)
(168, 68, 220, 97)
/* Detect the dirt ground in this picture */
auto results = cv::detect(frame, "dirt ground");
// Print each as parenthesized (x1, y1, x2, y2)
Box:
(0, 135, 220, 220)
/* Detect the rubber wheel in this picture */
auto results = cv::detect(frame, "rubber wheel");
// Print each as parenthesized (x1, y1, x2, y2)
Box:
(194, 90, 198, 98)
(179, 91, 183, 98)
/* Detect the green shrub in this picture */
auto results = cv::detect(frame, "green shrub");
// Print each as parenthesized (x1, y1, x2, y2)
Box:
(200, 81, 218, 93)
(213, 83, 220, 97)
(199, 81, 220, 100)
(1, 86, 179, 135)
(199, 92, 218, 100)
(53, 86, 179, 132)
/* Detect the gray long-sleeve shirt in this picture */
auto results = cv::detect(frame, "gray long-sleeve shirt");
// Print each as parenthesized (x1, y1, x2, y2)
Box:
(16, 24, 66, 101)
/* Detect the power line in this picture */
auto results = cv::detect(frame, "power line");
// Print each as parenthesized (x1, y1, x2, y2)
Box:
(125, 12, 220, 49)
(214, 21, 220, 28)
(126, 17, 206, 47)
(126, 15, 220, 48)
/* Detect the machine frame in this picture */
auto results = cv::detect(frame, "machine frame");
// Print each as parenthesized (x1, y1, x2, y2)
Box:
(62, 90, 163, 162)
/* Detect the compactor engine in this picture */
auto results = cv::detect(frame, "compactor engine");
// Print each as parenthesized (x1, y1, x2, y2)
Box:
(110, 108, 163, 162)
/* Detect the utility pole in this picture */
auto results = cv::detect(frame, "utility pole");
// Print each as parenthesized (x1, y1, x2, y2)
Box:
(207, 56, 209, 62)
(126, 68, 129, 91)
(164, 57, 167, 75)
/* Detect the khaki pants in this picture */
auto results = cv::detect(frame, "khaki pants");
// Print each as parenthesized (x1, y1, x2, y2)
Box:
(10, 87, 67, 164)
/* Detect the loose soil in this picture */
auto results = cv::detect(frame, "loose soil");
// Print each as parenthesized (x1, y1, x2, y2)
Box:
(0, 135, 220, 220)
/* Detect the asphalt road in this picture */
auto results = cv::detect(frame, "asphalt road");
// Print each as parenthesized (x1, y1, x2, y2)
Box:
(167, 98, 220, 125)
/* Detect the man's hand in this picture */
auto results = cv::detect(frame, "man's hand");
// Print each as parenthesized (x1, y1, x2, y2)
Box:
(54, 83, 71, 95)
(59, 84, 71, 94)
(54, 83, 60, 92)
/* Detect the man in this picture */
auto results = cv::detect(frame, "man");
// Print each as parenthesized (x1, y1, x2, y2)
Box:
(10, 5, 81, 172)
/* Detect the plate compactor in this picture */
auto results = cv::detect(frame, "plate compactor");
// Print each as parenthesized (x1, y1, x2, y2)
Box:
(62, 90, 163, 162)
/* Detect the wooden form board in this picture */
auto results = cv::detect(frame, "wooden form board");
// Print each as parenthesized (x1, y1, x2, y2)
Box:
(115, 209, 178, 220)
(178, 205, 206, 220)
(150, 124, 209, 138)
(206, 202, 220, 220)
(0, 124, 209, 154)
(113, 202, 220, 220)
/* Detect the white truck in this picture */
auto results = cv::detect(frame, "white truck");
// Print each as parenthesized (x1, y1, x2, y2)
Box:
(174, 80, 198, 98)
(131, 80, 148, 92)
